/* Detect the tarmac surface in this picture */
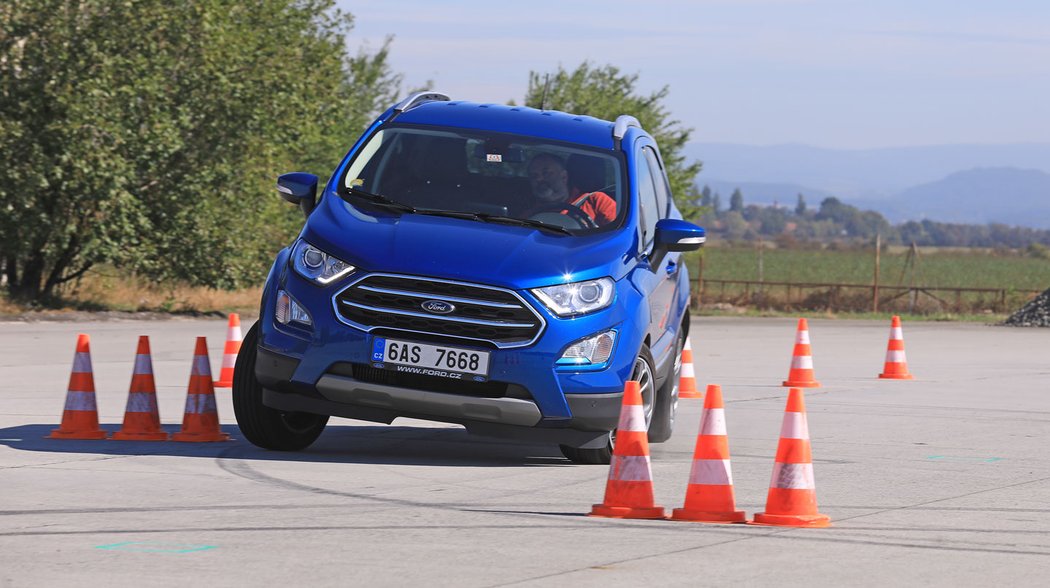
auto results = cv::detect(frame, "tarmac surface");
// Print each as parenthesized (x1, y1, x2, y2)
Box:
(0, 316, 1048, 586)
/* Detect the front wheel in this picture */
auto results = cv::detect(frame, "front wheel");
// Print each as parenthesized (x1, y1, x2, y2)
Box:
(559, 345, 656, 464)
(232, 322, 329, 451)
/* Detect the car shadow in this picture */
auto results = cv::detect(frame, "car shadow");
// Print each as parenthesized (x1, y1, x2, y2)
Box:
(0, 423, 572, 468)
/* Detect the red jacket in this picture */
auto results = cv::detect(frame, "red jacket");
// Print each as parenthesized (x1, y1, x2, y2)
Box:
(568, 188, 617, 225)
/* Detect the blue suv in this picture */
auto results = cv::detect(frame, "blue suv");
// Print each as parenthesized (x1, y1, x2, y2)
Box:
(232, 92, 706, 463)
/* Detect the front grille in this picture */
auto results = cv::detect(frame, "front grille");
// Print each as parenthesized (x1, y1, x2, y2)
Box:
(334, 274, 544, 348)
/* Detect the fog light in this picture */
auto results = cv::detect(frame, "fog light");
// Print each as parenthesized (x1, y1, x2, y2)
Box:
(557, 330, 616, 366)
(275, 290, 312, 326)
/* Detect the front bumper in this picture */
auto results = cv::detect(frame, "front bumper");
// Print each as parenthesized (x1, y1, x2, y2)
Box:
(256, 346, 623, 448)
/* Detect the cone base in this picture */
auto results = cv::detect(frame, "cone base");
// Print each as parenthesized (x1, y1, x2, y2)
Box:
(589, 504, 666, 519)
(679, 390, 703, 399)
(172, 431, 230, 443)
(750, 512, 831, 528)
(213, 380, 233, 388)
(111, 431, 169, 441)
(48, 429, 108, 440)
(670, 508, 747, 523)
(879, 373, 913, 380)
(782, 380, 821, 388)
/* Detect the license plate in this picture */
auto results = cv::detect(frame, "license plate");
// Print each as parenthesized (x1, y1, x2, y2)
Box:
(371, 337, 491, 380)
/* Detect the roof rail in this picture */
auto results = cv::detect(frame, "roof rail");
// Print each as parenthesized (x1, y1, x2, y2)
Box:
(612, 115, 641, 149)
(392, 91, 451, 114)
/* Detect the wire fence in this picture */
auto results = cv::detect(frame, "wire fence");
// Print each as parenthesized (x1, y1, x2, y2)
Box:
(693, 277, 1041, 314)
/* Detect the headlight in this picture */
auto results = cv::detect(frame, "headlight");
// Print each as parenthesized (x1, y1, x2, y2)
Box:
(532, 277, 615, 317)
(557, 330, 617, 366)
(291, 240, 354, 285)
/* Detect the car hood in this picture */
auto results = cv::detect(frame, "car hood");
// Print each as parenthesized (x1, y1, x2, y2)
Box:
(302, 196, 635, 290)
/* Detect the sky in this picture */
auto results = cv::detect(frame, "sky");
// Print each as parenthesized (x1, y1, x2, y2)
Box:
(338, 0, 1050, 149)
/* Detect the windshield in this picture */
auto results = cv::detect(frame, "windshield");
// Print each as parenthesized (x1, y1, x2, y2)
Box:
(339, 125, 625, 234)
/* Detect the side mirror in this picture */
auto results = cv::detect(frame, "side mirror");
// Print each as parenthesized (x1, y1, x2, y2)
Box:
(277, 172, 318, 218)
(655, 218, 706, 252)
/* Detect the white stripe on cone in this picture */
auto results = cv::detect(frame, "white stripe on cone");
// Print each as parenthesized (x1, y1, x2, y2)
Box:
(699, 408, 727, 436)
(780, 412, 810, 440)
(885, 350, 907, 363)
(618, 403, 647, 432)
(770, 462, 815, 490)
(890, 327, 903, 339)
(72, 352, 92, 374)
(192, 355, 212, 377)
(184, 394, 218, 415)
(791, 355, 814, 370)
(126, 391, 158, 413)
(689, 458, 733, 485)
(684, 337, 693, 352)
(609, 454, 653, 482)
(64, 391, 97, 412)
(796, 330, 811, 344)
(221, 354, 237, 369)
(227, 326, 242, 341)
(681, 361, 695, 378)
(133, 354, 153, 375)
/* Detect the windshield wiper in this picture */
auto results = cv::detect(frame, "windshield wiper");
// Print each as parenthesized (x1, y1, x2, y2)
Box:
(342, 187, 416, 213)
(474, 213, 573, 236)
(417, 209, 571, 235)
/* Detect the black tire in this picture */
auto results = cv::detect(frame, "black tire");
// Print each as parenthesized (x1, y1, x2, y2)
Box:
(648, 327, 685, 443)
(559, 345, 657, 464)
(559, 434, 612, 465)
(233, 322, 329, 451)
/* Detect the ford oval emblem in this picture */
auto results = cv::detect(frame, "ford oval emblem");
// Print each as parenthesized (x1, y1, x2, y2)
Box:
(421, 300, 455, 314)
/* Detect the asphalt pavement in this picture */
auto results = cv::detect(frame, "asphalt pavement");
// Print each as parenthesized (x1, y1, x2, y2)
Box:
(0, 316, 1048, 586)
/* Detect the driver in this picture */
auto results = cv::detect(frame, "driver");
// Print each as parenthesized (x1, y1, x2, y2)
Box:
(526, 153, 616, 226)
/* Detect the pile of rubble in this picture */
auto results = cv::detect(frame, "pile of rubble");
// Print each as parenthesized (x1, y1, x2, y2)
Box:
(1003, 288, 1050, 327)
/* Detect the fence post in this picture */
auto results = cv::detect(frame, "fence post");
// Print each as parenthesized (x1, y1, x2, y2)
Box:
(872, 233, 880, 312)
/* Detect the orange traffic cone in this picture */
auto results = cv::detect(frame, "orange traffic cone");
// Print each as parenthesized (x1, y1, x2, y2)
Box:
(671, 384, 746, 523)
(214, 313, 242, 388)
(879, 315, 914, 380)
(782, 318, 821, 388)
(112, 336, 168, 441)
(173, 337, 230, 442)
(752, 388, 830, 528)
(589, 380, 666, 519)
(678, 336, 702, 399)
(49, 334, 108, 439)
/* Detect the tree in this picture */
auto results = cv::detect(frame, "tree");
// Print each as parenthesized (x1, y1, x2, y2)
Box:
(700, 185, 713, 208)
(712, 193, 723, 213)
(730, 188, 744, 212)
(0, 0, 401, 301)
(521, 62, 702, 217)
(795, 193, 807, 216)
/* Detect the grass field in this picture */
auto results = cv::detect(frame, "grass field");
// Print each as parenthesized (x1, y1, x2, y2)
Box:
(681, 245, 1050, 316)
(684, 246, 1050, 290)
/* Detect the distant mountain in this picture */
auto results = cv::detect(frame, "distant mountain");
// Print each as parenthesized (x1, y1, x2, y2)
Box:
(688, 142, 1050, 200)
(891, 167, 1050, 228)
(687, 142, 1050, 229)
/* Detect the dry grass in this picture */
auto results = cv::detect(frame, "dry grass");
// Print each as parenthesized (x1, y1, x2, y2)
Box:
(65, 272, 262, 313)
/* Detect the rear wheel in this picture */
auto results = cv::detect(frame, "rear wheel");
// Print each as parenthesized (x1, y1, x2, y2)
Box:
(233, 322, 329, 451)
(559, 345, 655, 464)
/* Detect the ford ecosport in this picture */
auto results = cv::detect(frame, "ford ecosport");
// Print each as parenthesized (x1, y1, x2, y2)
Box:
(232, 92, 706, 464)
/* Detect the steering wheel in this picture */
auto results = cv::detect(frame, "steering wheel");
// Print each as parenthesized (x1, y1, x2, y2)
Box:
(529, 202, 598, 229)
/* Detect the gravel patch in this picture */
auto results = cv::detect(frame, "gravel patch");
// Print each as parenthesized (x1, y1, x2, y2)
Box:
(1003, 287, 1050, 327)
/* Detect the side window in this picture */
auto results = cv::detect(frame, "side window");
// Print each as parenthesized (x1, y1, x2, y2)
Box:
(643, 147, 670, 217)
(636, 149, 660, 248)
